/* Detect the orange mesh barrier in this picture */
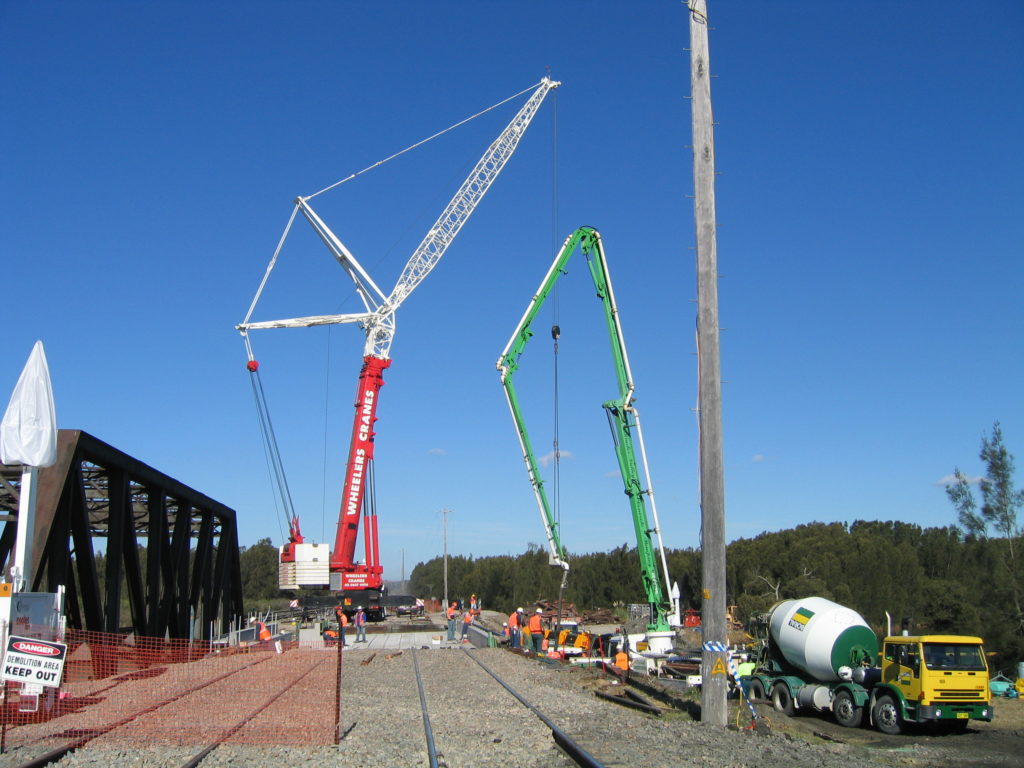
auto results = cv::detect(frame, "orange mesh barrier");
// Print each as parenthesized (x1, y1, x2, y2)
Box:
(0, 626, 341, 757)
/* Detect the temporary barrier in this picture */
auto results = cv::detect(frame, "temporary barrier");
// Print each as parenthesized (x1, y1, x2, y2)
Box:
(0, 625, 340, 758)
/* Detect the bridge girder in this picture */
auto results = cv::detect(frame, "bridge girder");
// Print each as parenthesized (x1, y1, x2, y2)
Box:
(0, 430, 244, 640)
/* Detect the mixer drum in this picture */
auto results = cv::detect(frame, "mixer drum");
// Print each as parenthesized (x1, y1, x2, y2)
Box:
(769, 597, 878, 682)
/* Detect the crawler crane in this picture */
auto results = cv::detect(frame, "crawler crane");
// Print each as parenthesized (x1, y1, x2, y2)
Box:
(239, 77, 559, 616)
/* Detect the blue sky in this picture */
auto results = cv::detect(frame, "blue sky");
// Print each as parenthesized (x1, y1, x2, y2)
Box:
(3, 1, 1022, 582)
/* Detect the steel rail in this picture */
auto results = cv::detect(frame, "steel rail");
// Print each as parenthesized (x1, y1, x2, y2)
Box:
(411, 648, 440, 768)
(462, 648, 606, 768)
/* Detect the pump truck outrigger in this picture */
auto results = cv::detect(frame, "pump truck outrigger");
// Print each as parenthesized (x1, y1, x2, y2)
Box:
(238, 77, 560, 618)
(747, 597, 993, 734)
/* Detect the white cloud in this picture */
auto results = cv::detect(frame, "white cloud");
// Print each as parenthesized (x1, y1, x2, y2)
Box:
(538, 449, 573, 468)
(935, 473, 981, 487)
(427, 447, 447, 456)
(752, 454, 765, 463)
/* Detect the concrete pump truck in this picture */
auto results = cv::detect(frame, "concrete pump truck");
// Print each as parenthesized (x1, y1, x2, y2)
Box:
(497, 227, 680, 652)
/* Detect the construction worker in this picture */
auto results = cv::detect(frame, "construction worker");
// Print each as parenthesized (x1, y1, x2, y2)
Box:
(251, 618, 272, 643)
(461, 608, 474, 642)
(446, 601, 458, 642)
(528, 608, 543, 653)
(615, 646, 630, 673)
(736, 654, 756, 697)
(470, 593, 478, 612)
(507, 608, 521, 649)
(335, 605, 349, 646)
(354, 606, 367, 643)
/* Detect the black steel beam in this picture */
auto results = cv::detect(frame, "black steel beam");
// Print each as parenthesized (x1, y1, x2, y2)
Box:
(0, 430, 244, 640)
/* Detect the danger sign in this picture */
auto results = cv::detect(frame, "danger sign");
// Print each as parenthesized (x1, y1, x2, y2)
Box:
(2, 635, 67, 688)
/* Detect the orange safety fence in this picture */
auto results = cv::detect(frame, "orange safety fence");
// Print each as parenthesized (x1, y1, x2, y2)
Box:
(0, 625, 342, 758)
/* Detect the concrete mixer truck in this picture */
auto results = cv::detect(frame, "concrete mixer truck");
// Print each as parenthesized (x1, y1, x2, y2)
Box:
(747, 597, 992, 734)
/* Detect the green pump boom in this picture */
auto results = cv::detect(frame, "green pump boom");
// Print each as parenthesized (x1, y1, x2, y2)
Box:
(497, 227, 676, 632)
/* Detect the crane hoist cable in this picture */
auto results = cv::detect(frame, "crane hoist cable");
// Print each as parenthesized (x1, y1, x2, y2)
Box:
(549, 89, 566, 626)
(247, 361, 295, 544)
(550, 322, 567, 627)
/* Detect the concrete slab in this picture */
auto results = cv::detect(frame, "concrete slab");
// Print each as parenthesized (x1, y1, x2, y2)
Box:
(341, 630, 468, 651)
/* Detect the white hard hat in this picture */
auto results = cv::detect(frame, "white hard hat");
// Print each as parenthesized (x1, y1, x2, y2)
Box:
(536, 608, 542, 613)
(503, 622, 508, 626)
(517, 607, 524, 613)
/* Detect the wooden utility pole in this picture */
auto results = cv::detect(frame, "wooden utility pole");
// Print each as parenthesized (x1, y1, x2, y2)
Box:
(688, 0, 728, 727)
(442, 507, 449, 608)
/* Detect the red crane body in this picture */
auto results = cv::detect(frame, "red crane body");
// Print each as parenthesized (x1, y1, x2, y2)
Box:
(332, 355, 389, 590)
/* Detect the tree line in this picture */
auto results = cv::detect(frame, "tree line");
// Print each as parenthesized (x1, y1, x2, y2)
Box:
(406, 520, 1021, 671)
(406, 423, 1023, 671)
(238, 422, 1022, 670)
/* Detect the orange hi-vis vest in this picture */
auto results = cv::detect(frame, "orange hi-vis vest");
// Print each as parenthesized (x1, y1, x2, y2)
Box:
(339, 612, 348, 627)
(508, 612, 519, 629)
(528, 614, 542, 633)
(447, 605, 456, 620)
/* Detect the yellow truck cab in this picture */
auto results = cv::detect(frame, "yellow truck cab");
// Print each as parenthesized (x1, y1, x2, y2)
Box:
(875, 635, 993, 734)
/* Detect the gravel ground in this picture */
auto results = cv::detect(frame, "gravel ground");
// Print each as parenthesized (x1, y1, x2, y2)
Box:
(2, 643, 1010, 768)
(14, 646, 903, 768)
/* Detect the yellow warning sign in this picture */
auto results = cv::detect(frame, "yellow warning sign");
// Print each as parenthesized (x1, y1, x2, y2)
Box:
(711, 658, 727, 676)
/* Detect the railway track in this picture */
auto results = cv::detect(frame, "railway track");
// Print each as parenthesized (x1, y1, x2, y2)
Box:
(2, 644, 629, 767)
(406, 648, 606, 767)
(336, 646, 610, 768)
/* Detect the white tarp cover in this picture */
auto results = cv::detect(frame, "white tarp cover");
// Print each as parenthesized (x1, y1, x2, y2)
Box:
(1, 341, 57, 468)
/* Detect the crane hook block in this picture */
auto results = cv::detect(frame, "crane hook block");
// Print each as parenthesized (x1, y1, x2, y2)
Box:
(246, 360, 260, 372)
(551, 325, 561, 340)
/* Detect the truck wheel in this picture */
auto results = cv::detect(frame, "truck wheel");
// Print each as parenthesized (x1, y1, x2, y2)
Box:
(771, 683, 795, 716)
(872, 694, 903, 735)
(750, 678, 766, 702)
(833, 690, 863, 728)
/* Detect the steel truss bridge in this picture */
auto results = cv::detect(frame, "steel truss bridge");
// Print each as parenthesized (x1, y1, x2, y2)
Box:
(0, 430, 243, 640)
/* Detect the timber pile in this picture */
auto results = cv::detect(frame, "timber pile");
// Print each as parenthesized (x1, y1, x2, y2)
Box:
(581, 608, 620, 624)
(533, 601, 620, 625)
(534, 599, 578, 621)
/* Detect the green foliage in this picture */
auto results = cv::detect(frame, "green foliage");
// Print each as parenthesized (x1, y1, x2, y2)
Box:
(946, 422, 1024, 642)
(239, 537, 284, 611)
(408, 513, 1023, 672)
